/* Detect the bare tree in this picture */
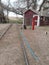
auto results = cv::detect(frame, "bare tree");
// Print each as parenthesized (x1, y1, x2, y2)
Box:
(0, 0, 47, 15)
(7, 0, 10, 22)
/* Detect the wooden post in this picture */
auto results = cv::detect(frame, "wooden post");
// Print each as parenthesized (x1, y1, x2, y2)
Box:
(32, 17, 35, 30)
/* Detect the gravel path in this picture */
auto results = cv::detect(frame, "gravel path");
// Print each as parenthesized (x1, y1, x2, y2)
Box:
(0, 24, 10, 31)
(0, 24, 49, 65)
(0, 24, 11, 37)
(23, 26, 49, 65)
(0, 24, 25, 65)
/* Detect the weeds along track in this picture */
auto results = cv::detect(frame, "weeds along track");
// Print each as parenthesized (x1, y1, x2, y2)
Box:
(0, 24, 12, 40)
(16, 24, 30, 65)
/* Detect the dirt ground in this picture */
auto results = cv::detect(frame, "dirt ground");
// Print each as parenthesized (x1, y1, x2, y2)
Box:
(0, 24, 25, 65)
(0, 24, 49, 65)
(23, 26, 49, 65)
(0, 24, 10, 37)
(0, 24, 10, 31)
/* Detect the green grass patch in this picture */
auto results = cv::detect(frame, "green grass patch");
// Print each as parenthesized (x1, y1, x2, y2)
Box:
(9, 19, 23, 24)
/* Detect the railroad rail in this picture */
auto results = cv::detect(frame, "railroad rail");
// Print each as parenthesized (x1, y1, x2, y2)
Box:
(20, 30, 39, 62)
(0, 24, 40, 65)
(16, 24, 29, 65)
(0, 24, 44, 65)
(17, 24, 43, 65)
(0, 24, 12, 40)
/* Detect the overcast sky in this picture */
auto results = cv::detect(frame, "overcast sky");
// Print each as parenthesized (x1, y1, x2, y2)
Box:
(1, 0, 16, 4)
(1, 0, 23, 17)
(1, 0, 43, 17)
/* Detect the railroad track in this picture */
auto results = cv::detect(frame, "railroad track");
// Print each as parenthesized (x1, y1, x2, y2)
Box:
(16, 24, 30, 65)
(0, 23, 12, 40)
(0, 24, 38, 65)
(16, 24, 42, 65)
(0, 23, 29, 65)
